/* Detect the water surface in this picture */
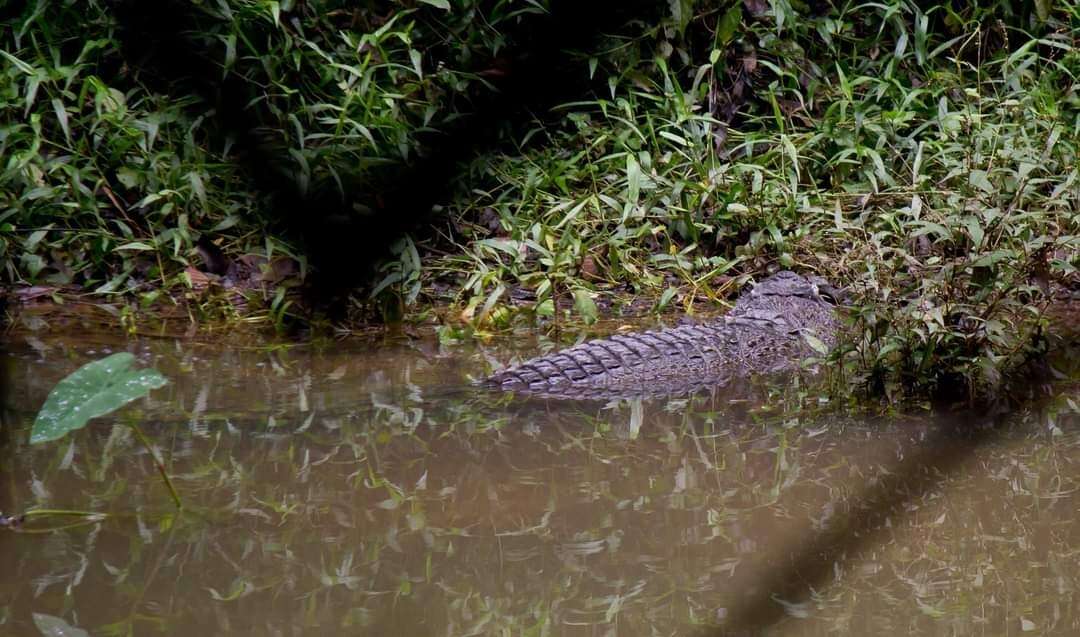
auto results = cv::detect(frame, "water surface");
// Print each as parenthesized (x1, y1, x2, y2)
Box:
(1, 328, 1078, 636)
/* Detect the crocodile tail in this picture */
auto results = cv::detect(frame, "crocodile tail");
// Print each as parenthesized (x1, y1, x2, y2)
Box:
(485, 323, 733, 394)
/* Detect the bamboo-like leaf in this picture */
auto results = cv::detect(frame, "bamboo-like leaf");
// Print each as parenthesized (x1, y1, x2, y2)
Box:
(572, 288, 598, 325)
(802, 332, 830, 356)
(717, 5, 742, 44)
(1034, 0, 1051, 22)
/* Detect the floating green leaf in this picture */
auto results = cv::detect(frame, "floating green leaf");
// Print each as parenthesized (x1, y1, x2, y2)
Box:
(33, 613, 90, 637)
(31, 353, 167, 445)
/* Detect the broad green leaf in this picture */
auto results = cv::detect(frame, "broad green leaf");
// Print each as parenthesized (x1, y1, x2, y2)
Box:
(409, 49, 423, 79)
(554, 198, 589, 230)
(222, 34, 237, 75)
(659, 130, 688, 146)
(970, 250, 1015, 268)
(623, 154, 642, 223)
(0, 50, 35, 75)
(417, 0, 450, 9)
(33, 613, 90, 637)
(781, 134, 800, 182)
(25, 229, 49, 252)
(115, 242, 154, 251)
(626, 154, 641, 205)
(211, 215, 241, 232)
(573, 288, 598, 325)
(51, 98, 70, 143)
(911, 220, 951, 240)
(31, 353, 168, 444)
(963, 216, 984, 249)
(668, 0, 692, 34)
(188, 171, 207, 208)
(1049, 169, 1076, 200)
(802, 332, 830, 356)
(656, 286, 679, 311)
(717, 5, 742, 44)
(369, 270, 402, 298)
(479, 284, 505, 322)
(968, 170, 994, 194)
(1034, 0, 1051, 22)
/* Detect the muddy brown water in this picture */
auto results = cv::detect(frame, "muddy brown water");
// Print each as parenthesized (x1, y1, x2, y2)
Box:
(0, 329, 1078, 636)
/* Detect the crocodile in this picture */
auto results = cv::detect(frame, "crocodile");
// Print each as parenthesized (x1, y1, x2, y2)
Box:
(483, 271, 842, 399)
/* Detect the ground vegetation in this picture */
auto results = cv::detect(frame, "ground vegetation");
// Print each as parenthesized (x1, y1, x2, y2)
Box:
(2, 0, 1077, 399)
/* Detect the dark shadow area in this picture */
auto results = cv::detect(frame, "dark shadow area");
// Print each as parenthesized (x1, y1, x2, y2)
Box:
(700, 413, 1005, 636)
(0, 332, 12, 528)
(104, 0, 660, 312)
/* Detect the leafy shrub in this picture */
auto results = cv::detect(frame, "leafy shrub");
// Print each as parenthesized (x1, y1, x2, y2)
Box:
(0, 0, 545, 301)
(426, 0, 1079, 398)
(2, 0, 1077, 399)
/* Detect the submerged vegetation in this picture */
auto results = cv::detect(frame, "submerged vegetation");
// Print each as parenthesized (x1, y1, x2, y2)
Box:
(1, 1, 1078, 398)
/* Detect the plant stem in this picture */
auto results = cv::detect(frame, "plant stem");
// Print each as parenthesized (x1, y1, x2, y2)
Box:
(122, 520, 180, 637)
(22, 508, 105, 517)
(128, 422, 183, 510)
(4, 509, 109, 534)
(15, 519, 108, 534)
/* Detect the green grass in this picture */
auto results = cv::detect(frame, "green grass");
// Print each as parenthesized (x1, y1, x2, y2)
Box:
(0, 0, 524, 312)
(1, 3, 275, 304)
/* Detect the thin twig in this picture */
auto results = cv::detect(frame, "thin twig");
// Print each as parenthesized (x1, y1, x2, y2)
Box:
(129, 422, 183, 510)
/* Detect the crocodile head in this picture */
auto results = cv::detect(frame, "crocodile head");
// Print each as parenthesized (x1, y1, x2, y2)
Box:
(808, 275, 848, 305)
(748, 271, 833, 302)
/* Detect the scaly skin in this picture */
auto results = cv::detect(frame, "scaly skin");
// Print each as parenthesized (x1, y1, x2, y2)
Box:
(483, 271, 840, 399)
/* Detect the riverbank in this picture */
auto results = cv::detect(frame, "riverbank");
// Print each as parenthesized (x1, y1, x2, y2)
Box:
(2, 2, 1077, 399)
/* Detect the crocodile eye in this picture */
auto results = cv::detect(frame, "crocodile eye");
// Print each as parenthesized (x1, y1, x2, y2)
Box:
(815, 283, 846, 305)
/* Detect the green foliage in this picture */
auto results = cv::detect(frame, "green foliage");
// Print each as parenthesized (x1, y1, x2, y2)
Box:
(1, 3, 272, 301)
(177, 0, 547, 194)
(31, 353, 167, 444)
(0, 0, 538, 305)
(424, 0, 1080, 398)
(2, 0, 1078, 399)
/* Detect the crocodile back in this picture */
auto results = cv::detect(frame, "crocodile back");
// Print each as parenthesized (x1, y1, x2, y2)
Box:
(483, 272, 839, 399)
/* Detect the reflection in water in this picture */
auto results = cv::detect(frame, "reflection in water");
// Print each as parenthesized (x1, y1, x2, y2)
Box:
(0, 332, 1077, 636)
